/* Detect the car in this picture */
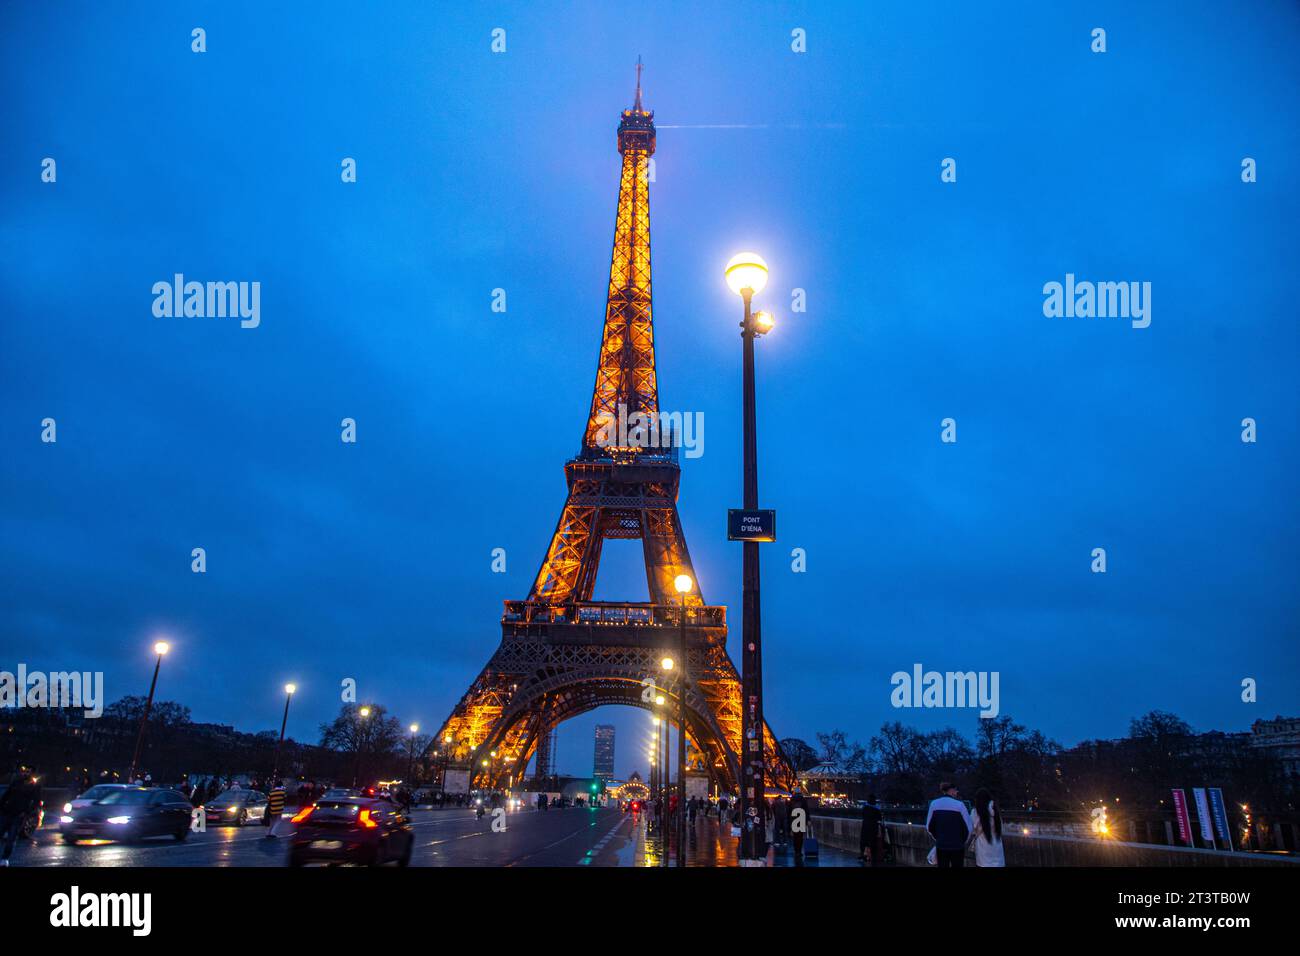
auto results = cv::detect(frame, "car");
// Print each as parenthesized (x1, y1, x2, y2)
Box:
(61, 783, 132, 815)
(60, 787, 192, 843)
(0, 782, 45, 837)
(288, 796, 414, 867)
(202, 789, 268, 827)
(320, 788, 360, 801)
(627, 800, 642, 814)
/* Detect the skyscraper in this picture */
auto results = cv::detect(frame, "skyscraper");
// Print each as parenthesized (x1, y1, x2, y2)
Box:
(593, 724, 615, 782)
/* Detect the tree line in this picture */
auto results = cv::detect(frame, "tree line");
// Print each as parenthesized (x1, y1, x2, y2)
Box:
(780, 710, 1296, 812)
(4, 697, 432, 789)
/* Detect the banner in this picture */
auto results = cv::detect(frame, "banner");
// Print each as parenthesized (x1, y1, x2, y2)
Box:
(1208, 787, 1235, 850)
(1192, 788, 1216, 846)
(1170, 788, 1192, 845)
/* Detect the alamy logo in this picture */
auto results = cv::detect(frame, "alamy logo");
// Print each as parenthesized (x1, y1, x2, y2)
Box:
(593, 402, 704, 458)
(1, 665, 103, 718)
(152, 274, 260, 329)
(50, 886, 151, 936)
(890, 664, 1000, 718)
(1042, 273, 1150, 328)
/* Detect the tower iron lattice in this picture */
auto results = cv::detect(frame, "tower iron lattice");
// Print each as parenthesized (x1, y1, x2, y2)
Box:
(430, 65, 792, 798)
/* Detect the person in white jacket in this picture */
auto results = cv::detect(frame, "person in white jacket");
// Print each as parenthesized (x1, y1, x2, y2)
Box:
(969, 787, 1005, 867)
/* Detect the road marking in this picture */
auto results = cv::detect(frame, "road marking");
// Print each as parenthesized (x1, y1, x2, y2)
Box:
(578, 814, 631, 865)
(505, 810, 625, 868)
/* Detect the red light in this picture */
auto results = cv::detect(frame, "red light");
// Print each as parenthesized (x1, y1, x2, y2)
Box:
(359, 809, 378, 828)
(290, 806, 314, 824)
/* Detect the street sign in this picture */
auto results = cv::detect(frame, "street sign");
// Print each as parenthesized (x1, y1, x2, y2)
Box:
(727, 508, 776, 542)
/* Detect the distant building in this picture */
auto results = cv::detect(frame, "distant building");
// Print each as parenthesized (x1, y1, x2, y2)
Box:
(1252, 716, 1300, 780)
(593, 724, 615, 782)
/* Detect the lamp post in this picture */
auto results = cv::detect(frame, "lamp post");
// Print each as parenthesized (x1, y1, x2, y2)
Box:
(407, 723, 420, 785)
(440, 735, 453, 797)
(271, 683, 296, 783)
(673, 572, 692, 866)
(353, 705, 371, 787)
(653, 708, 667, 866)
(127, 640, 170, 783)
(480, 751, 496, 800)
(725, 251, 774, 861)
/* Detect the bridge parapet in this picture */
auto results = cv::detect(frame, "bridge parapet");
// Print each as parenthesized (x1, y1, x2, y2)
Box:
(811, 816, 1300, 867)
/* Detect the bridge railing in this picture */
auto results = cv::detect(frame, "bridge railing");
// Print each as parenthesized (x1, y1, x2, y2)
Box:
(503, 600, 725, 629)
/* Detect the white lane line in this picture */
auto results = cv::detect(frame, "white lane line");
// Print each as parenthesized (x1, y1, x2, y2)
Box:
(578, 814, 631, 866)
(505, 810, 624, 868)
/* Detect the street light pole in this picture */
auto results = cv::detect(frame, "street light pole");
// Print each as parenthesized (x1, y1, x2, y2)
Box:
(674, 573, 692, 867)
(407, 724, 420, 784)
(353, 705, 371, 787)
(271, 683, 296, 783)
(657, 712, 667, 866)
(127, 641, 170, 783)
(725, 251, 774, 862)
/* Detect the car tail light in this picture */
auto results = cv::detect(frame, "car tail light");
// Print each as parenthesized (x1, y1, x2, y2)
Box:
(290, 806, 314, 824)
(358, 809, 378, 829)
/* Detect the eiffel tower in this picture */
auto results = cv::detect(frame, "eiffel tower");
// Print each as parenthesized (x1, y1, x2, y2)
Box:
(432, 64, 792, 796)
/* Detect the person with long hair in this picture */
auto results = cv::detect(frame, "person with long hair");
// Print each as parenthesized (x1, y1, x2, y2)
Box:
(970, 787, 1005, 867)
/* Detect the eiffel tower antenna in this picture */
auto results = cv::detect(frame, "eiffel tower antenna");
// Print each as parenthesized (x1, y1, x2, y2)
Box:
(634, 55, 644, 111)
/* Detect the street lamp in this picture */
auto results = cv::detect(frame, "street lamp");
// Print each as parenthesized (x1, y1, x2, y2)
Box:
(271, 682, 296, 784)
(127, 640, 170, 782)
(674, 572, 692, 866)
(407, 723, 420, 785)
(440, 734, 453, 797)
(727, 250, 774, 862)
(353, 705, 371, 787)
(652, 712, 666, 864)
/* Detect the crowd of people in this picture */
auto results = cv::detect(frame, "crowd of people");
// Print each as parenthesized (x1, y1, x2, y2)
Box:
(634, 780, 1006, 868)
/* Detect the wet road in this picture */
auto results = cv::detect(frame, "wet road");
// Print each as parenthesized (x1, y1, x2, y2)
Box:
(12, 806, 862, 867)
(16, 807, 634, 867)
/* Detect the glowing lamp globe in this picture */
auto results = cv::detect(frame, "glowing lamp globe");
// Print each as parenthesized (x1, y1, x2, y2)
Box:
(284, 683, 297, 695)
(153, 641, 170, 656)
(673, 573, 693, 594)
(724, 252, 769, 296)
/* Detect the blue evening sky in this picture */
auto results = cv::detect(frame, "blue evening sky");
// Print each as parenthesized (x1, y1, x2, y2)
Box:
(2, 1, 1297, 779)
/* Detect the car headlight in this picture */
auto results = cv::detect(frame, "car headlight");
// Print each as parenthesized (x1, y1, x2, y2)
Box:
(60, 815, 74, 824)
(226, 807, 238, 813)
(63, 802, 73, 813)
(106, 816, 131, 825)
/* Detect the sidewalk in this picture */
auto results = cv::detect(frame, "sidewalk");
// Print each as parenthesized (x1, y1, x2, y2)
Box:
(627, 812, 865, 867)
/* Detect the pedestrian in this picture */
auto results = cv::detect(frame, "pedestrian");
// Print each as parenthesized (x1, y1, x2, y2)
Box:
(265, 779, 286, 837)
(859, 793, 885, 865)
(926, 782, 972, 868)
(970, 788, 1005, 867)
(0, 768, 41, 867)
(772, 795, 788, 845)
(788, 787, 810, 865)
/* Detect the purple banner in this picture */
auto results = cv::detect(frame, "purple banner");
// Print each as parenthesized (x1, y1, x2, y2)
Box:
(1171, 788, 1192, 845)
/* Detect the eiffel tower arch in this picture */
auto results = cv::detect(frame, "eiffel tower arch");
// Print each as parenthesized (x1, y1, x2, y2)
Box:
(431, 67, 793, 797)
